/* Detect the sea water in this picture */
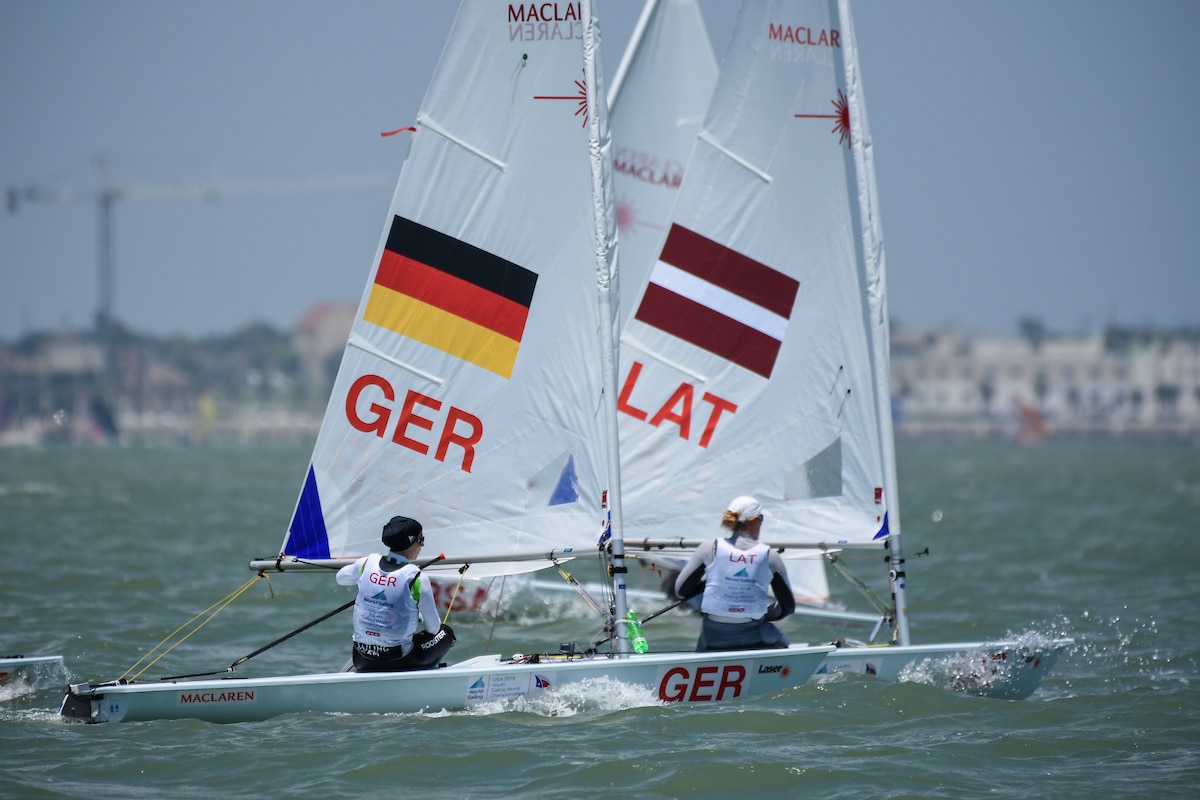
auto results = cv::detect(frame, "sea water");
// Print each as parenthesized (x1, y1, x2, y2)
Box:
(1, 442, 1197, 798)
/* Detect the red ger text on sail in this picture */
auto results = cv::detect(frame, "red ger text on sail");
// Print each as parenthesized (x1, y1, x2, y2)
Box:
(345, 373, 483, 474)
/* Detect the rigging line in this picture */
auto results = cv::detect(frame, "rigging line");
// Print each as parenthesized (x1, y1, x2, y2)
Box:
(442, 564, 471, 625)
(123, 574, 268, 682)
(552, 560, 610, 621)
(825, 551, 890, 616)
(592, 590, 699, 648)
(157, 553, 446, 681)
(153, 599, 355, 681)
(157, 598, 360, 682)
(223, 599, 354, 674)
(117, 574, 265, 681)
(479, 574, 508, 654)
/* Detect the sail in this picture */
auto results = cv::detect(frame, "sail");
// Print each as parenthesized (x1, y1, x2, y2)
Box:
(607, 0, 718, 324)
(617, 0, 890, 548)
(280, 0, 618, 578)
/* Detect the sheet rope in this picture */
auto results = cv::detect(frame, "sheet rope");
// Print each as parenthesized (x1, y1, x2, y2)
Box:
(117, 573, 271, 682)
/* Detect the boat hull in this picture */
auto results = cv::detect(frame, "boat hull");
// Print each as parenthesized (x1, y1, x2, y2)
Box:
(812, 638, 1074, 699)
(1, 655, 66, 694)
(60, 644, 834, 724)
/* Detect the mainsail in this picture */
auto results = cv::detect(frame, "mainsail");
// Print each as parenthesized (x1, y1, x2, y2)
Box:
(608, 0, 835, 606)
(617, 0, 890, 550)
(607, 0, 719, 324)
(280, 0, 618, 578)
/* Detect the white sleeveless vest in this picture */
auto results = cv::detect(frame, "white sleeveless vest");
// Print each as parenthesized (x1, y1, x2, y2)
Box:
(351, 556, 421, 647)
(700, 538, 772, 619)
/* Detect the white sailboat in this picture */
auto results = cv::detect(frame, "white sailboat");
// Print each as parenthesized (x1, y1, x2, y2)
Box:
(59, 0, 833, 724)
(440, 0, 854, 622)
(607, 0, 875, 633)
(614, 0, 1071, 698)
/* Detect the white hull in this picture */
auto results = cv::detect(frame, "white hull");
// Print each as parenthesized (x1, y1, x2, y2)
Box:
(61, 644, 834, 724)
(812, 638, 1074, 700)
(1, 655, 66, 694)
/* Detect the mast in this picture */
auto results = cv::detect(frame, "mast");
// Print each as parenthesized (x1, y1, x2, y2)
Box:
(606, 0, 657, 108)
(583, 0, 630, 654)
(840, 0, 910, 645)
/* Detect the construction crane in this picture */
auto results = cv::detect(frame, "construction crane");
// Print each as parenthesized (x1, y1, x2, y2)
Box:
(5, 154, 394, 434)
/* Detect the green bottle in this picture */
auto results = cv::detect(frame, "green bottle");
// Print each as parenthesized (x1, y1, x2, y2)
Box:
(626, 610, 649, 654)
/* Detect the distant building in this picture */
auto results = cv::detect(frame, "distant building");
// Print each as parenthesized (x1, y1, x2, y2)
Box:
(292, 302, 356, 395)
(4, 319, 1196, 446)
(891, 327, 1200, 441)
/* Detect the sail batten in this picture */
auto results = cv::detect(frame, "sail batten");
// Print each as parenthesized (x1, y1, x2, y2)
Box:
(415, 113, 508, 170)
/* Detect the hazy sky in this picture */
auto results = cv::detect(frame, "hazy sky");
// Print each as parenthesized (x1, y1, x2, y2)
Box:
(3, 1, 1198, 342)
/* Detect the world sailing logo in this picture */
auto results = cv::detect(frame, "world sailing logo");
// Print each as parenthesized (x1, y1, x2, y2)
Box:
(364, 216, 538, 379)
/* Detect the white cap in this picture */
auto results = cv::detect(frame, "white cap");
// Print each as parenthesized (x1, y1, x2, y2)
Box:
(727, 496, 763, 523)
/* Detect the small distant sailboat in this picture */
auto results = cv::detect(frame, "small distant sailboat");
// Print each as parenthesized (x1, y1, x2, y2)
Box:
(614, 0, 1071, 698)
(1009, 398, 1047, 445)
(60, 0, 834, 724)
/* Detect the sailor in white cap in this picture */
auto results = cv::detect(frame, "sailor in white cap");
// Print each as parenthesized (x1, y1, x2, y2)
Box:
(674, 496, 795, 651)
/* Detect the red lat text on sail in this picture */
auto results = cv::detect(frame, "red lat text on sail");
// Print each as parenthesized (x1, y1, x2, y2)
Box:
(618, 360, 737, 449)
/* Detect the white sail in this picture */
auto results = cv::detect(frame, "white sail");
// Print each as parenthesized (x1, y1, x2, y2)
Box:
(607, 0, 834, 607)
(278, 1, 617, 578)
(607, 0, 718, 324)
(616, 0, 889, 551)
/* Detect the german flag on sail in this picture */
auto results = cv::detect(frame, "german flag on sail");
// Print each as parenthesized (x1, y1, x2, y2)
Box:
(364, 216, 538, 379)
(633, 224, 799, 379)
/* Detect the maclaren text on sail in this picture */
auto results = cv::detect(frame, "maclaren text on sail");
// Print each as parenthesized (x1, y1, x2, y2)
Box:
(509, 2, 583, 41)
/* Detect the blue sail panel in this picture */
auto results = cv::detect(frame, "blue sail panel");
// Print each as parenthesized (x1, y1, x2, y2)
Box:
(284, 465, 331, 558)
(873, 511, 890, 540)
(548, 454, 580, 506)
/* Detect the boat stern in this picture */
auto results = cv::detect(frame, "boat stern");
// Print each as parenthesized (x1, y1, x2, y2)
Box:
(60, 683, 104, 723)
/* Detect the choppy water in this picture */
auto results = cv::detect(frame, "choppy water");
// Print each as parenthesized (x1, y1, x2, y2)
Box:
(1, 442, 1197, 798)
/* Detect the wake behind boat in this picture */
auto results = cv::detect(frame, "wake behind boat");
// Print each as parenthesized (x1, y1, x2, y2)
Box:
(1, 654, 67, 699)
(60, 0, 834, 725)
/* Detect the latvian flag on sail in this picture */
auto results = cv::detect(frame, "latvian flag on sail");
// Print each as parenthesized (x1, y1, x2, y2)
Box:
(633, 224, 799, 379)
(364, 216, 538, 379)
